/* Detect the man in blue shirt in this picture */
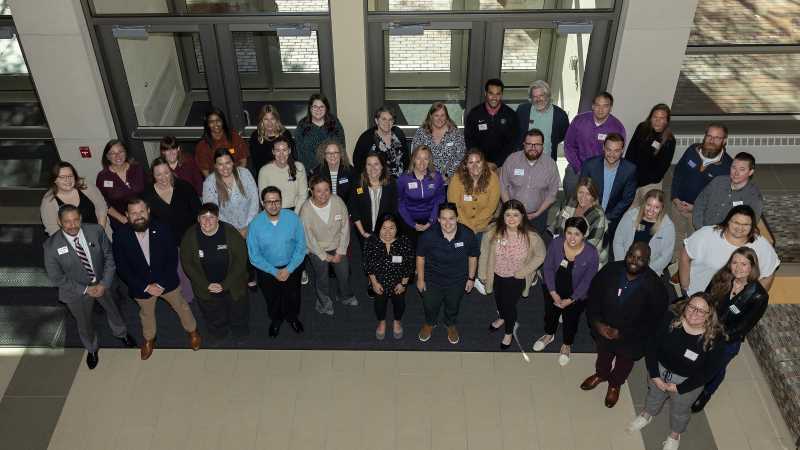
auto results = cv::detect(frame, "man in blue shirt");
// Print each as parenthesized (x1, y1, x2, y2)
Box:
(416, 202, 479, 345)
(248, 186, 307, 337)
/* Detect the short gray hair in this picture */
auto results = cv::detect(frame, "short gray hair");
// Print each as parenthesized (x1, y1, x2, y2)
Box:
(529, 80, 551, 101)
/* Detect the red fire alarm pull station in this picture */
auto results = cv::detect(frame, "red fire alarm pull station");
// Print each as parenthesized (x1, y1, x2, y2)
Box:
(79, 146, 92, 158)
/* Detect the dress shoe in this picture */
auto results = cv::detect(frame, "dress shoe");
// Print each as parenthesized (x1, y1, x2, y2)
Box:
(268, 321, 281, 337)
(188, 330, 202, 351)
(140, 339, 155, 360)
(447, 325, 460, 345)
(289, 320, 304, 334)
(418, 324, 433, 342)
(691, 390, 712, 413)
(118, 333, 137, 348)
(604, 385, 620, 408)
(488, 320, 503, 333)
(580, 373, 606, 391)
(86, 351, 99, 369)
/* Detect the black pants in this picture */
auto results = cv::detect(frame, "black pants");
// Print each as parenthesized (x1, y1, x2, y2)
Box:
(196, 292, 250, 338)
(494, 274, 525, 334)
(256, 265, 303, 323)
(374, 290, 406, 321)
(542, 285, 585, 345)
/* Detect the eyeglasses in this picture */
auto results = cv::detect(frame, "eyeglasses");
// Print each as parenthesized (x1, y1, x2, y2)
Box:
(523, 142, 544, 148)
(686, 304, 710, 315)
(704, 134, 725, 142)
(324, 152, 340, 157)
(57, 175, 75, 180)
(310, 105, 326, 110)
(264, 200, 282, 205)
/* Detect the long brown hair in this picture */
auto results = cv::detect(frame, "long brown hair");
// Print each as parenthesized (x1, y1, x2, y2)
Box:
(669, 293, 725, 351)
(421, 102, 456, 134)
(635, 103, 674, 147)
(256, 104, 286, 144)
(455, 148, 491, 195)
(47, 161, 86, 197)
(633, 189, 667, 236)
(212, 148, 246, 207)
(492, 199, 534, 248)
(359, 151, 390, 187)
(708, 247, 761, 305)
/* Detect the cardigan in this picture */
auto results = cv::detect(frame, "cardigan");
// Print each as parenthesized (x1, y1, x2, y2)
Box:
(542, 236, 599, 302)
(298, 195, 350, 261)
(41, 184, 110, 237)
(352, 126, 409, 178)
(446, 170, 501, 234)
(180, 222, 249, 302)
(515, 102, 570, 160)
(612, 207, 675, 274)
(477, 224, 546, 298)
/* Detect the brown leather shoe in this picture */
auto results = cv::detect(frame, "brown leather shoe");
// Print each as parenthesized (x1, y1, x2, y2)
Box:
(188, 330, 201, 351)
(418, 324, 433, 342)
(604, 385, 620, 408)
(580, 373, 606, 391)
(447, 325, 460, 344)
(140, 339, 155, 360)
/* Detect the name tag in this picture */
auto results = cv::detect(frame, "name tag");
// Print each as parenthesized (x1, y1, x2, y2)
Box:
(392, 255, 403, 263)
(407, 181, 418, 189)
(198, 250, 204, 258)
(637, 224, 646, 231)
(463, 195, 473, 202)
(683, 349, 699, 361)
(687, 160, 697, 168)
(617, 288, 622, 297)
(356, 187, 364, 194)
(57, 246, 69, 255)
(288, 177, 295, 182)
(560, 259, 569, 268)
(103, 180, 114, 188)
(514, 168, 525, 176)
(339, 178, 348, 184)
(732, 200, 743, 207)
(651, 141, 662, 150)
(561, 210, 571, 218)
(729, 304, 741, 315)
(428, 184, 435, 189)
(446, 142, 454, 147)
(216, 244, 227, 250)
(597, 133, 607, 141)
(478, 123, 488, 131)
(334, 214, 342, 221)
(454, 242, 464, 248)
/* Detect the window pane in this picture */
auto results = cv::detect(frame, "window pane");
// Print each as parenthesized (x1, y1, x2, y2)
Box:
(688, 0, 800, 45)
(118, 32, 208, 126)
(0, 140, 58, 188)
(384, 29, 469, 126)
(370, 0, 613, 12)
(0, 0, 10, 15)
(672, 53, 800, 115)
(92, 0, 328, 14)
(0, 33, 28, 74)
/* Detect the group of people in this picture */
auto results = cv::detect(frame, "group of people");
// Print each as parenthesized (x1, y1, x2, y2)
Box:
(41, 81, 780, 450)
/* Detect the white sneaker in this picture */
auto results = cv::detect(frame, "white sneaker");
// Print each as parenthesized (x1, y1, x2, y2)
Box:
(558, 353, 570, 366)
(626, 415, 652, 433)
(662, 436, 680, 450)
(474, 278, 486, 295)
(301, 271, 309, 285)
(532, 334, 554, 352)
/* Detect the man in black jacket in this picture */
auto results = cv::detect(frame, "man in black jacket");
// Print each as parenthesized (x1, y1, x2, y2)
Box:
(580, 242, 669, 408)
(464, 78, 519, 167)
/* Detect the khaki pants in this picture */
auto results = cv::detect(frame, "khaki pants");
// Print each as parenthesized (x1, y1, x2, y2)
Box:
(136, 288, 197, 340)
(633, 182, 664, 208)
(669, 204, 693, 264)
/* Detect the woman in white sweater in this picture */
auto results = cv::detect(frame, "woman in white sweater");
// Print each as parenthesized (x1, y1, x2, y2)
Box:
(257, 136, 307, 213)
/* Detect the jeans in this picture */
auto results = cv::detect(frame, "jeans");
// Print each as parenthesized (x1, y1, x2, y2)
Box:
(703, 340, 742, 395)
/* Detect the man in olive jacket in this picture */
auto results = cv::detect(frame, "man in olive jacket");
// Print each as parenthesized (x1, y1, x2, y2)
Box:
(180, 203, 250, 341)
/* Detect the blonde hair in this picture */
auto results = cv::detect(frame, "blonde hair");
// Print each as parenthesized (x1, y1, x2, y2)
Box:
(669, 294, 725, 351)
(256, 104, 286, 144)
(421, 102, 456, 134)
(407, 144, 436, 175)
(633, 189, 667, 236)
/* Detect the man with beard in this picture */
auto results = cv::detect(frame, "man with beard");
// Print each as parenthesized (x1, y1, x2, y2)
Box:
(669, 123, 732, 262)
(113, 198, 201, 360)
(464, 78, 519, 167)
(515, 80, 570, 162)
(499, 128, 560, 235)
(581, 242, 669, 408)
(43, 205, 135, 369)
(692, 151, 763, 229)
(563, 92, 626, 198)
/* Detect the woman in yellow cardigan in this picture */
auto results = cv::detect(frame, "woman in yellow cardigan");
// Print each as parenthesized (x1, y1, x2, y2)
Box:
(447, 149, 501, 238)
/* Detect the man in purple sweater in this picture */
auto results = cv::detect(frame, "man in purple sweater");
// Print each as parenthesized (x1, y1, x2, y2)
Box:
(563, 92, 626, 198)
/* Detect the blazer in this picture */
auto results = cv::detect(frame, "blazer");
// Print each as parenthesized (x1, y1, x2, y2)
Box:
(309, 163, 355, 203)
(348, 180, 398, 234)
(579, 156, 637, 223)
(515, 102, 570, 159)
(112, 220, 180, 299)
(180, 223, 249, 303)
(477, 225, 546, 298)
(612, 207, 675, 274)
(43, 223, 115, 304)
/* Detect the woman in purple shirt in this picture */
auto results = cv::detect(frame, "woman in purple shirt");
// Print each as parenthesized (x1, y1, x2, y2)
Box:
(533, 216, 599, 366)
(95, 139, 146, 231)
(396, 144, 445, 244)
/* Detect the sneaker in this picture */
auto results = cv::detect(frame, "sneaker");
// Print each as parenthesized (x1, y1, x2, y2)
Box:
(558, 345, 571, 366)
(301, 270, 309, 285)
(393, 322, 404, 340)
(341, 296, 359, 306)
(474, 278, 486, 295)
(447, 326, 460, 344)
(626, 414, 652, 433)
(532, 334, 554, 352)
(418, 324, 433, 342)
(662, 436, 680, 450)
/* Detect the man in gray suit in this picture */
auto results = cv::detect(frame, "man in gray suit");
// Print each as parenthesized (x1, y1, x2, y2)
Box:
(43, 204, 135, 369)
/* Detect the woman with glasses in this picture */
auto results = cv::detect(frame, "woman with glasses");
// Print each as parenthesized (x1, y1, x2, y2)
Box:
(690, 247, 768, 413)
(309, 139, 354, 203)
(41, 161, 109, 236)
(294, 94, 345, 172)
(626, 293, 726, 450)
(95, 139, 146, 231)
(353, 105, 409, 178)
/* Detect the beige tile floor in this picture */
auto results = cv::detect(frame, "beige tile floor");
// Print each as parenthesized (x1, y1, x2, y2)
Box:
(0, 348, 24, 397)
